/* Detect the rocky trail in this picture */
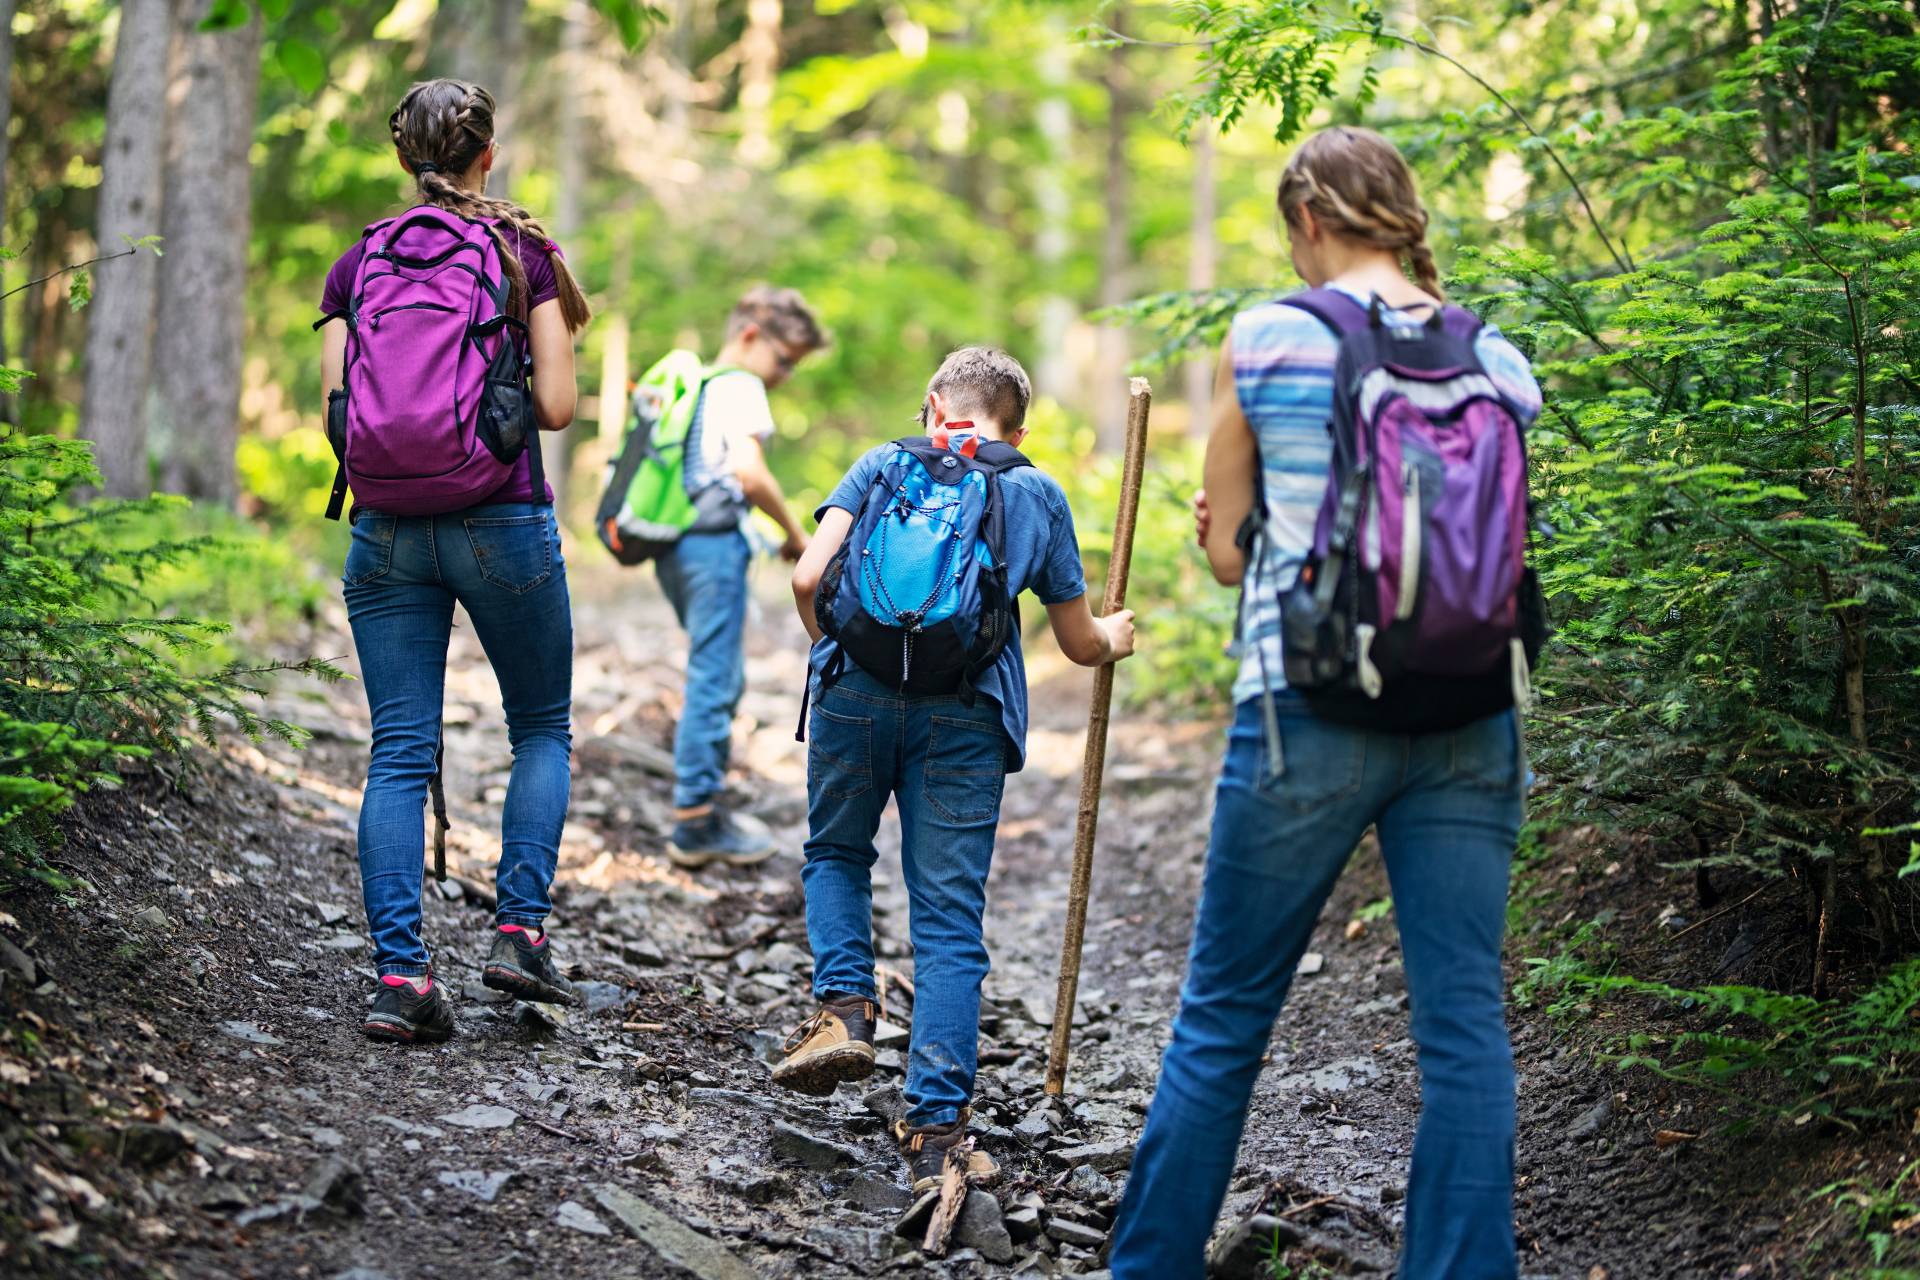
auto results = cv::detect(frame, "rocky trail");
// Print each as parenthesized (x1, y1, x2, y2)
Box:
(1, 559, 1818, 1279)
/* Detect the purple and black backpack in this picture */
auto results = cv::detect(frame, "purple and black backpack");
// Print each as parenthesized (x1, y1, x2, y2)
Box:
(319, 206, 540, 521)
(1255, 287, 1547, 733)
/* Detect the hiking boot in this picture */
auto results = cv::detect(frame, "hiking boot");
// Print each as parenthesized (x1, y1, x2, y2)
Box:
(771, 993, 878, 1096)
(667, 806, 775, 869)
(894, 1112, 999, 1195)
(481, 925, 578, 1005)
(363, 973, 455, 1044)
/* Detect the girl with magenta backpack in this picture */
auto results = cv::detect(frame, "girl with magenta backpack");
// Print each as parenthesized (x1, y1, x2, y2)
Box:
(317, 79, 591, 1044)
(1110, 126, 1544, 1279)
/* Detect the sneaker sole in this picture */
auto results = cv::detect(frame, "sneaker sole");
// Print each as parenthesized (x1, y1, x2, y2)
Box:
(363, 1015, 452, 1045)
(665, 845, 776, 870)
(482, 963, 578, 1006)
(771, 1043, 876, 1096)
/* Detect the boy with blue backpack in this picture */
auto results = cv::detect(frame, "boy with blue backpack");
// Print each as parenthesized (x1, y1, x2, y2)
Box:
(778, 347, 1137, 1193)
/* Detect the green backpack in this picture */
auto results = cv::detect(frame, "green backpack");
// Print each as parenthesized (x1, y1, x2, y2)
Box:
(595, 350, 737, 565)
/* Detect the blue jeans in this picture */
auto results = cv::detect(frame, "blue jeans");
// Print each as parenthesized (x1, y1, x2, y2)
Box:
(1111, 694, 1524, 1280)
(342, 503, 573, 977)
(654, 529, 750, 809)
(801, 668, 1010, 1128)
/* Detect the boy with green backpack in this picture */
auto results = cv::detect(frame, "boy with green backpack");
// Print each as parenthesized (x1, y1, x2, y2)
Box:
(596, 286, 826, 866)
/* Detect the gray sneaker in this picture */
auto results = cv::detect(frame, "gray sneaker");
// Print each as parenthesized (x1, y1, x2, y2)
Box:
(667, 807, 775, 868)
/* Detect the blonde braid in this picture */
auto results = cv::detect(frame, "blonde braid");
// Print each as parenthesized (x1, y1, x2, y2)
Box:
(1278, 126, 1445, 300)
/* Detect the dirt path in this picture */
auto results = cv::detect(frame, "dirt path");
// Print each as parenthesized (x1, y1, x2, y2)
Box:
(2, 557, 1804, 1279)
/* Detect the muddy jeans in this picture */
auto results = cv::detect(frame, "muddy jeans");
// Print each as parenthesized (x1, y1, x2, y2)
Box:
(800, 668, 1010, 1128)
(343, 503, 573, 977)
(1110, 693, 1524, 1280)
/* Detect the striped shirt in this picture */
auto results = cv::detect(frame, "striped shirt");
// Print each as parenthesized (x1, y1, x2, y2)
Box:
(1229, 284, 1543, 707)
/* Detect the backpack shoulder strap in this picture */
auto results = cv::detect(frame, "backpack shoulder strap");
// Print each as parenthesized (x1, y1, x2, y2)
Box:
(1280, 287, 1372, 339)
(972, 440, 1033, 472)
(1439, 304, 1485, 345)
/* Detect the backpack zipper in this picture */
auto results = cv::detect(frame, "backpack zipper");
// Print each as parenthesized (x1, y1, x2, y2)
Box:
(1396, 461, 1421, 621)
(366, 301, 459, 329)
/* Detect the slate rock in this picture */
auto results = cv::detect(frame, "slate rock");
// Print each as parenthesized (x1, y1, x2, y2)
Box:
(1013, 1109, 1054, 1145)
(1004, 1201, 1044, 1243)
(302, 1157, 366, 1216)
(1295, 951, 1326, 976)
(438, 1104, 518, 1130)
(771, 1120, 864, 1172)
(593, 1184, 757, 1280)
(1209, 1214, 1306, 1279)
(955, 1188, 1015, 1263)
(311, 901, 351, 927)
(863, 1084, 907, 1126)
(1066, 1163, 1115, 1202)
(438, 1170, 515, 1203)
(1566, 1098, 1612, 1142)
(557, 1200, 611, 1235)
(873, 1018, 912, 1050)
(619, 937, 669, 968)
(573, 980, 630, 1014)
(133, 906, 172, 931)
(316, 932, 366, 951)
(119, 1122, 189, 1170)
(704, 1156, 790, 1204)
(1048, 1140, 1134, 1173)
(1046, 1217, 1107, 1249)
(218, 1021, 284, 1047)
(328, 1271, 398, 1280)
(894, 1188, 941, 1240)
(842, 1172, 912, 1212)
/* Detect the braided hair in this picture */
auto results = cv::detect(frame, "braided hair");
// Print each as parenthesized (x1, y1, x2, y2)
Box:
(1277, 126, 1444, 300)
(387, 79, 592, 332)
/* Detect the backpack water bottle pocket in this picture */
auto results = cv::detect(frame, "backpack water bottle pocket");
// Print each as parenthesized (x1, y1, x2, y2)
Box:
(477, 342, 535, 464)
(326, 389, 348, 462)
(1280, 562, 1350, 690)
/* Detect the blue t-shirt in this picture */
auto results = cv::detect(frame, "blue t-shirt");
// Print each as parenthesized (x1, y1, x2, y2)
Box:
(812, 441, 1088, 772)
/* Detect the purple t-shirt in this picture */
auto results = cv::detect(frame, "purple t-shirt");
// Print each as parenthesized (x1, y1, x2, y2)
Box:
(321, 213, 565, 507)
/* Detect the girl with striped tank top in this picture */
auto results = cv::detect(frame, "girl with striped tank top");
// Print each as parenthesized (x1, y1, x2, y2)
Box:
(1111, 127, 1541, 1280)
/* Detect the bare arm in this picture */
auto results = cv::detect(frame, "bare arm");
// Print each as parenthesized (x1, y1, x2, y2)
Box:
(1201, 335, 1259, 586)
(1046, 595, 1136, 667)
(321, 319, 346, 391)
(733, 434, 808, 560)
(528, 299, 576, 431)
(792, 507, 853, 643)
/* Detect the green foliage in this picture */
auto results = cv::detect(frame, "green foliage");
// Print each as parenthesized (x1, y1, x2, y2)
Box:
(1525, 945, 1920, 1126)
(0, 430, 341, 880)
(1815, 1157, 1920, 1270)
(1025, 418, 1240, 710)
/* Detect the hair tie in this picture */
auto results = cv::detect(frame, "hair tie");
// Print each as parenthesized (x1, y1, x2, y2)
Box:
(414, 162, 441, 176)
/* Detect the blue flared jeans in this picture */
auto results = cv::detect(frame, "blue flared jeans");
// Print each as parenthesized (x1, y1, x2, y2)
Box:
(1110, 693, 1524, 1280)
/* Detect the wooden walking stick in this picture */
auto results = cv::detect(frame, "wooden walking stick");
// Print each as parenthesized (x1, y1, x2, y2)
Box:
(1045, 377, 1152, 1095)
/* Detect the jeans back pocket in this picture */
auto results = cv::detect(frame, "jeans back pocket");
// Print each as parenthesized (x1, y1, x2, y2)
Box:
(924, 713, 1009, 825)
(343, 513, 396, 585)
(464, 513, 554, 594)
(809, 703, 873, 801)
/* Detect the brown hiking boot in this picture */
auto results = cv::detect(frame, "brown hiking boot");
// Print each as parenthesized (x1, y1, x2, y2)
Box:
(770, 993, 878, 1096)
(894, 1112, 1000, 1195)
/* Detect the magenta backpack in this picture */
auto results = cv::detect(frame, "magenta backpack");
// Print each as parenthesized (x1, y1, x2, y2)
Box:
(320, 206, 540, 520)
(1254, 287, 1547, 734)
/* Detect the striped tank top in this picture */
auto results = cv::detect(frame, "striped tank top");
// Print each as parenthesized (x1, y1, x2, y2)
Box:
(1228, 284, 1543, 707)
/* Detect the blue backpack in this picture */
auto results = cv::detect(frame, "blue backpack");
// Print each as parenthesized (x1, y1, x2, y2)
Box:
(810, 430, 1032, 707)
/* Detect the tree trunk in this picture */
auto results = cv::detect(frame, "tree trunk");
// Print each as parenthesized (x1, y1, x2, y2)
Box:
(736, 0, 782, 166)
(0, 0, 16, 414)
(1093, 8, 1132, 451)
(1030, 23, 1074, 404)
(80, 0, 172, 498)
(427, 0, 526, 192)
(153, 0, 261, 504)
(547, 0, 588, 525)
(1185, 115, 1217, 435)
